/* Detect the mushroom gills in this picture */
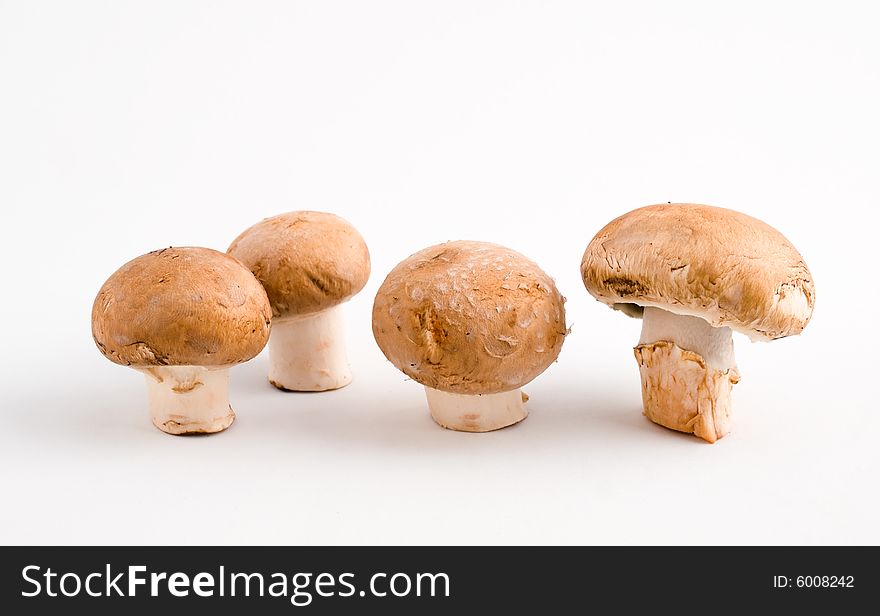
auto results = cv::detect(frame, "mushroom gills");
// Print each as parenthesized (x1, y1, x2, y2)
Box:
(268, 305, 352, 392)
(424, 387, 528, 432)
(140, 365, 234, 435)
(635, 307, 740, 443)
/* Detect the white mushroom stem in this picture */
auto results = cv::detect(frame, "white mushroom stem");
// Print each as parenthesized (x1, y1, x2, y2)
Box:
(424, 387, 528, 432)
(635, 307, 739, 443)
(268, 305, 352, 392)
(140, 366, 234, 435)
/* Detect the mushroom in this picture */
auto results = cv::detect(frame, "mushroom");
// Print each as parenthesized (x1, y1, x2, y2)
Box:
(228, 211, 370, 391)
(372, 241, 568, 432)
(581, 203, 815, 442)
(91, 247, 272, 435)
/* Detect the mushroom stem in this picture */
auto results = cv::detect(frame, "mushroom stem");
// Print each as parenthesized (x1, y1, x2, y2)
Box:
(635, 307, 739, 443)
(424, 387, 528, 432)
(141, 366, 234, 435)
(268, 305, 352, 392)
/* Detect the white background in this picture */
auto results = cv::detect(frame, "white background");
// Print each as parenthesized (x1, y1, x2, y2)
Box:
(1, 1, 877, 545)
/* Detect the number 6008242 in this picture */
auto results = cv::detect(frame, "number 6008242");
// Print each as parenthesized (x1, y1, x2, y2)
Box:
(796, 576, 854, 588)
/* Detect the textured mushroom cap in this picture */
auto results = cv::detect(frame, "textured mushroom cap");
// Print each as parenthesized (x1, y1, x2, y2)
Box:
(92, 247, 272, 367)
(581, 204, 815, 340)
(227, 211, 370, 318)
(373, 241, 567, 395)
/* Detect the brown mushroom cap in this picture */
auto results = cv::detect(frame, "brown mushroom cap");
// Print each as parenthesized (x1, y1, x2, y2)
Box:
(92, 247, 272, 367)
(581, 204, 815, 340)
(227, 211, 370, 319)
(372, 241, 567, 395)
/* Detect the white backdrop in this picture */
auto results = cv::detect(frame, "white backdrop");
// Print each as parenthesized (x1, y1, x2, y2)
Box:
(1, 0, 877, 545)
